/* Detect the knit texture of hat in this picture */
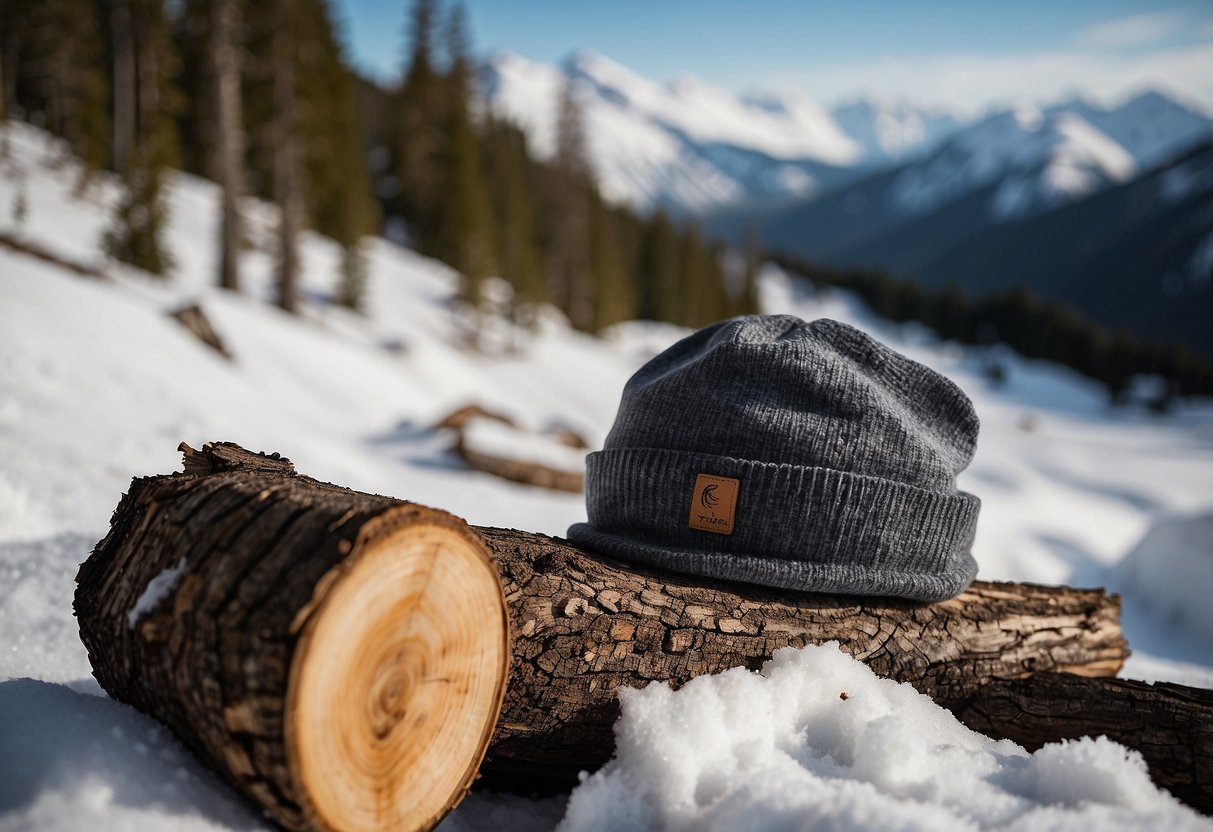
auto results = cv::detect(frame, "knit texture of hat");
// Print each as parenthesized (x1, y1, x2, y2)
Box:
(567, 315, 981, 602)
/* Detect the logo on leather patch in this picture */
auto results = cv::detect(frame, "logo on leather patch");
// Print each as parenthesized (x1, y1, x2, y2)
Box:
(689, 473, 739, 535)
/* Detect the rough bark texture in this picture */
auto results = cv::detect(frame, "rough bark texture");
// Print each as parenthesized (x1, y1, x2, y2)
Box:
(957, 673, 1213, 814)
(75, 442, 508, 831)
(472, 526, 1128, 787)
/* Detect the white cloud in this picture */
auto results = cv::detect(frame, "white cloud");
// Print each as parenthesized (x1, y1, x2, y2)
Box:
(762, 42, 1213, 115)
(1073, 12, 1185, 48)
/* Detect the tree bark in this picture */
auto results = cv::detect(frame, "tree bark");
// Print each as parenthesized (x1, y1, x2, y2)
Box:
(210, 0, 245, 292)
(80, 443, 1213, 822)
(472, 526, 1128, 788)
(75, 442, 509, 832)
(956, 673, 1213, 814)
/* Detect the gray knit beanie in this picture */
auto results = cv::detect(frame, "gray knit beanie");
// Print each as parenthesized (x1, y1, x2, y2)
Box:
(567, 315, 981, 602)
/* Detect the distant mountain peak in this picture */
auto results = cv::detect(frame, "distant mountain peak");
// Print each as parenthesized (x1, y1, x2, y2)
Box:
(481, 50, 866, 214)
(481, 51, 1211, 221)
(1046, 89, 1213, 168)
(829, 97, 967, 166)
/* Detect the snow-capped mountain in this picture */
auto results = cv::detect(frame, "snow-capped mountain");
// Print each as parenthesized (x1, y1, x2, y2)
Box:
(829, 98, 964, 165)
(751, 102, 1141, 264)
(1048, 91, 1213, 169)
(752, 130, 1213, 358)
(481, 50, 1213, 224)
(480, 51, 865, 215)
(890, 104, 1137, 221)
(915, 139, 1213, 356)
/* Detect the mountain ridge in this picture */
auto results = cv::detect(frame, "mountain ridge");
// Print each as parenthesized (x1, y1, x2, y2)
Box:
(480, 49, 1213, 220)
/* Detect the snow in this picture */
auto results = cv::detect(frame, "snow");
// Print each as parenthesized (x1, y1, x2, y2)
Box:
(1053, 91, 1213, 169)
(127, 559, 188, 629)
(566, 51, 860, 165)
(2, 119, 1213, 831)
(830, 97, 965, 164)
(481, 52, 1208, 222)
(1110, 512, 1213, 647)
(890, 105, 1137, 220)
(559, 643, 1210, 832)
(481, 51, 859, 214)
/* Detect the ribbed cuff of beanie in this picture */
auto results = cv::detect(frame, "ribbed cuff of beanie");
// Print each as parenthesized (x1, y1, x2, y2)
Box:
(566, 447, 980, 602)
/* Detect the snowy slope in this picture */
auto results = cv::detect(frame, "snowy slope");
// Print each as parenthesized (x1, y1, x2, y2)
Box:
(481, 51, 862, 214)
(3, 121, 1213, 831)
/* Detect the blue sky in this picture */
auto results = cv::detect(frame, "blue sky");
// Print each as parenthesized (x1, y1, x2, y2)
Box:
(332, 0, 1213, 111)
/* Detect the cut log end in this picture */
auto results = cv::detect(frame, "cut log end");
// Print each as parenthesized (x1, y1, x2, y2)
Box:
(286, 518, 510, 832)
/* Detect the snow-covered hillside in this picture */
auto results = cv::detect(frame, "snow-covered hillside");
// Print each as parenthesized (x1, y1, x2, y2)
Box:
(3, 121, 1213, 831)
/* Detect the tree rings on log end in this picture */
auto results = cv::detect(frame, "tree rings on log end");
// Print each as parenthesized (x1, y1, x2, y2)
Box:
(286, 517, 509, 832)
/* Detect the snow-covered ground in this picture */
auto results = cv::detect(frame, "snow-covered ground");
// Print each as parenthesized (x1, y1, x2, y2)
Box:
(2, 121, 1212, 830)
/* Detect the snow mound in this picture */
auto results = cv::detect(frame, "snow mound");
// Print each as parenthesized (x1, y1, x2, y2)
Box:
(1112, 512, 1213, 645)
(559, 642, 1207, 832)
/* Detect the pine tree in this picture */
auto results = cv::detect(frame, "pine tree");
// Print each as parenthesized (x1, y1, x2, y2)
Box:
(210, 0, 245, 292)
(589, 196, 635, 330)
(485, 118, 544, 312)
(111, 0, 138, 174)
(2, 0, 110, 173)
(394, 0, 444, 254)
(677, 222, 714, 327)
(105, 0, 181, 276)
(637, 210, 680, 322)
(272, 0, 302, 312)
(297, 0, 380, 310)
(437, 3, 495, 304)
(548, 72, 593, 328)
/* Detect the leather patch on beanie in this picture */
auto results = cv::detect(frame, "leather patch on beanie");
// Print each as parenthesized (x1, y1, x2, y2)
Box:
(689, 473, 739, 535)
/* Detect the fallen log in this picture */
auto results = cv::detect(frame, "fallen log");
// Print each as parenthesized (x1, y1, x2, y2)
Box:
(443, 407, 587, 493)
(79, 442, 1213, 830)
(472, 526, 1127, 787)
(75, 443, 510, 832)
(956, 673, 1213, 814)
(170, 303, 231, 360)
